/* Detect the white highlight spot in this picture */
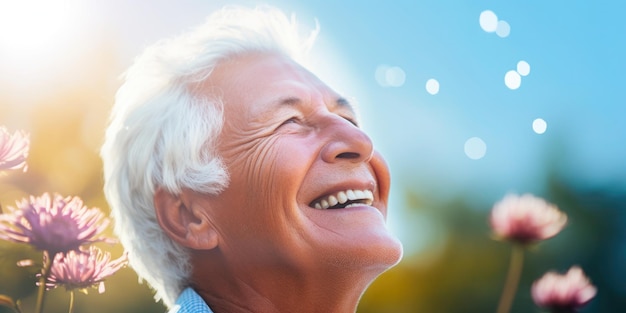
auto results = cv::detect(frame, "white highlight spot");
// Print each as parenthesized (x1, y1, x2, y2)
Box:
(425, 78, 440, 95)
(479, 10, 498, 33)
(496, 20, 511, 38)
(375, 64, 406, 87)
(465, 137, 487, 160)
(517, 60, 531, 76)
(504, 70, 522, 90)
(533, 118, 547, 134)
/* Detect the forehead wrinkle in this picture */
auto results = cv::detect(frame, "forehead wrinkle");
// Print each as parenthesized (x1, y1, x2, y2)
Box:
(246, 95, 303, 126)
(265, 95, 302, 112)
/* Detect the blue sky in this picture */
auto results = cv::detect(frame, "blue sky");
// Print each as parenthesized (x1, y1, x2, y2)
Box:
(302, 0, 626, 186)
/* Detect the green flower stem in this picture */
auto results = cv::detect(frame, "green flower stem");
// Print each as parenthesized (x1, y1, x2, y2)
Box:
(14, 300, 23, 313)
(496, 244, 525, 313)
(68, 290, 75, 313)
(15, 302, 23, 313)
(35, 252, 55, 313)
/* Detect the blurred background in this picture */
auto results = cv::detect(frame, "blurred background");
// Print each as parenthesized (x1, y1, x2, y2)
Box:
(1, 0, 624, 312)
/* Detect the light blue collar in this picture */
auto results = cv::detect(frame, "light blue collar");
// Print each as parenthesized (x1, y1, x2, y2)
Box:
(169, 287, 214, 313)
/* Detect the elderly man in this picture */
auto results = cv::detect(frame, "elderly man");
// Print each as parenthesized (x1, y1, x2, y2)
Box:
(101, 5, 402, 313)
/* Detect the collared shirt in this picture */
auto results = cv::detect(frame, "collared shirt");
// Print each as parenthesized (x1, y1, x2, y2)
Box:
(168, 287, 214, 313)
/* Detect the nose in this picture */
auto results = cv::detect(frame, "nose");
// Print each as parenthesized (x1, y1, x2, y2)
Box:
(320, 117, 374, 164)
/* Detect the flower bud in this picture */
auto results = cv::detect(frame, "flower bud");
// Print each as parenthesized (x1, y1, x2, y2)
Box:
(490, 194, 567, 244)
(532, 266, 597, 312)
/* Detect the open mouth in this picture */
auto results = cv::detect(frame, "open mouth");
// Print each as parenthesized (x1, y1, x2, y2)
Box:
(310, 189, 374, 210)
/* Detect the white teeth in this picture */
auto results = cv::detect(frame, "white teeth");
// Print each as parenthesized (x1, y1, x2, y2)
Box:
(353, 190, 364, 200)
(337, 191, 348, 203)
(346, 190, 356, 200)
(311, 189, 374, 210)
(328, 195, 338, 206)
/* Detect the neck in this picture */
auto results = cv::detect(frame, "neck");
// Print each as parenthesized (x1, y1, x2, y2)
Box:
(189, 250, 385, 313)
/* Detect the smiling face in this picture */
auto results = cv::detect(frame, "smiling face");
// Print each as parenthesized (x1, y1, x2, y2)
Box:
(198, 52, 402, 276)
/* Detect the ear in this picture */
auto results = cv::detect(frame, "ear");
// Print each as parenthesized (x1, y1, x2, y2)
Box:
(154, 187, 219, 250)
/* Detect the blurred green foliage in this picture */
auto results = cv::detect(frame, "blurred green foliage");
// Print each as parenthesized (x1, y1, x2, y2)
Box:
(0, 241, 40, 310)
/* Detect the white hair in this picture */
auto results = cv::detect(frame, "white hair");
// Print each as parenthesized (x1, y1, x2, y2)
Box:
(100, 5, 318, 308)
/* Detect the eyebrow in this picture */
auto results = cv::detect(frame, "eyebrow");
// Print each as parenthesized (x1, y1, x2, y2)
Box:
(336, 97, 356, 113)
(275, 96, 356, 114)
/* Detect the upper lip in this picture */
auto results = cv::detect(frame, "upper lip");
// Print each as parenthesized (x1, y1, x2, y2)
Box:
(309, 183, 376, 210)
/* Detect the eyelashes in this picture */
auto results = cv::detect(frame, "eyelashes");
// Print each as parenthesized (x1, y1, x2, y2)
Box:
(343, 116, 358, 127)
(273, 116, 301, 133)
(279, 117, 300, 126)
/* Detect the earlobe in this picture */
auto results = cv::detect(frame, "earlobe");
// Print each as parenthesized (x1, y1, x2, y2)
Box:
(154, 187, 219, 250)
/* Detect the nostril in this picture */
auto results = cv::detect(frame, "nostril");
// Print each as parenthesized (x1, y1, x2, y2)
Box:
(336, 152, 360, 159)
(321, 119, 374, 164)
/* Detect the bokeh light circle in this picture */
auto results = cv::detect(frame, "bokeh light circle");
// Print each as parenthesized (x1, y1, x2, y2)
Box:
(504, 70, 521, 90)
(517, 60, 531, 76)
(479, 10, 498, 32)
(464, 137, 487, 160)
(375, 64, 390, 87)
(425, 78, 440, 95)
(386, 66, 406, 87)
(375, 64, 405, 87)
(533, 118, 547, 134)
(496, 20, 510, 38)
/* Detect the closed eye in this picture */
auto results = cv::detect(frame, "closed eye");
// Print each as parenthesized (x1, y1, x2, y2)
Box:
(275, 117, 302, 132)
(342, 116, 358, 127)
(280, 117, 299, 126)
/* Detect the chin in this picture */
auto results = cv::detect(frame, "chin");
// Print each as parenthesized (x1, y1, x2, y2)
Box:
(364, 228, 404, 269)
(324, 226, 403, 272)
(301, 202, 403, 272)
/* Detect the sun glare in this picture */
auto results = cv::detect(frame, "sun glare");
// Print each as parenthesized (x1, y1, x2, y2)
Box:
(0, 1, 74, 56)
(0, 0, 92, 97)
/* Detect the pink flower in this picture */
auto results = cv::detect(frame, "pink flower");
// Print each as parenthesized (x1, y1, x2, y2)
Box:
(490, 194, 567, 244)
(0, 193, 112, 255)
(0, 126, 30, 172)
(46, 246, 127, 293)
(532, 266, 597, 312)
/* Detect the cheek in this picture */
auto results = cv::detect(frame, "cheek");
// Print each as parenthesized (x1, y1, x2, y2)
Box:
(217, 135, 326, 261)
(237, 136, 319, 212)
(220, 133, 320, 236)
(249, 138, 315, 197)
